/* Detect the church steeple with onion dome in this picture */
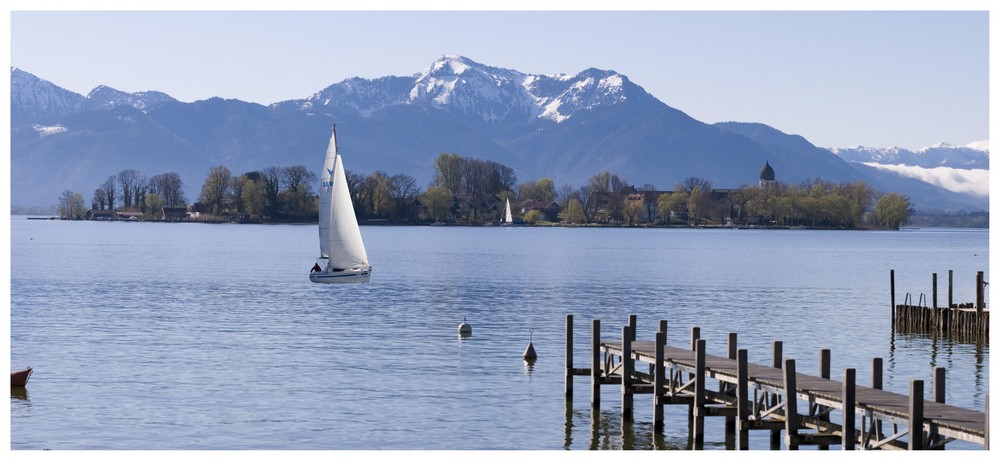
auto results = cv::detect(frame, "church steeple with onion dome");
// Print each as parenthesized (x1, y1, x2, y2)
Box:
(759, 161, 776, 188)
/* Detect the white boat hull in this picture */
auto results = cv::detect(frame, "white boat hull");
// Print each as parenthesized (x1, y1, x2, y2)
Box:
(309, 267, 372, 284)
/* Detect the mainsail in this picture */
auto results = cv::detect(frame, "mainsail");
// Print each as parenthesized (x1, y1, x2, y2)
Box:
(318, 127, 369, 270)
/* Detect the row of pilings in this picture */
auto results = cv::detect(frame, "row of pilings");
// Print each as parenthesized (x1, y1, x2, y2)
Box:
(890, 269, 988, 342)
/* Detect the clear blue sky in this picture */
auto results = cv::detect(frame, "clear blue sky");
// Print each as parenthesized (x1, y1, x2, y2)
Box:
(6, 3, 991, 150)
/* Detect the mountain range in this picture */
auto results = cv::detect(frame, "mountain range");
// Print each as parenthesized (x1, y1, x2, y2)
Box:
(10, 55, 989, 211)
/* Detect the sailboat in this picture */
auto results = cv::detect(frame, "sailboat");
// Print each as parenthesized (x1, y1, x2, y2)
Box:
(309, 126, 372, 283)
(500, 198, 514, 227)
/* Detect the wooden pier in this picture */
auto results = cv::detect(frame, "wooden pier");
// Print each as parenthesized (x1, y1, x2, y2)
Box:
(890, 269, 989, 342)
(564, 314, 989, 450)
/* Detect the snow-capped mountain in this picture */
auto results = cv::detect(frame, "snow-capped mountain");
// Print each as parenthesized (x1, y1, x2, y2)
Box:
(11, 67, 87, 124)
(86, 85, 176, 111)
(8, 57, 989, 212)
(282, 55, 648, 126)
(830, 142, 989, 170)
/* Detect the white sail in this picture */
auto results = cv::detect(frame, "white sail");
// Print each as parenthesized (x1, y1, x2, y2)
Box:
(504, 198, 513, 224)
(312, 126, 370, 283)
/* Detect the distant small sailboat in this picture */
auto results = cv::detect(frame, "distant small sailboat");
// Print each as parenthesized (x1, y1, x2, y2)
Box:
(500, 198, 514, 227)
(309, 126, 372, 284)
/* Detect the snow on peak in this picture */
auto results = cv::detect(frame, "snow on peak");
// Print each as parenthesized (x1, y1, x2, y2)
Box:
(965, 140, 989, 152)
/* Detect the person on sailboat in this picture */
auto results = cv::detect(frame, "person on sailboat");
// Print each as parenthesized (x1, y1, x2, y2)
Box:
(311, 263, 322, 273)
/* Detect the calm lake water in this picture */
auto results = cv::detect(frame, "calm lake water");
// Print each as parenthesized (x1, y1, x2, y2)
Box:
(9, 220, 989, 450)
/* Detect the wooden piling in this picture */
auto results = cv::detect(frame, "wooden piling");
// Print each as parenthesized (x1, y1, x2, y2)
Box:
(783, 358, 799, 450)
(591, 319, 600, 407)
(891, 269, 896, 324)
(909, 380, 924, 450)
(933, 273, 938, 309)
(872, 357, 884, 440)
(770, 341, 783, 449)
(693, 338, 707, 449)
(976, 271, 985, 314)
(948, 270, 954, 308)
(653, 331, 665, 431)
(931, 367, 946, 449)
(622, 324, 634, 419)
(818, 348, 832, 450)
(736, 349, 749, 450)
(843, 368, 856, 450)
(566, 315, 574, 397)
(725, 333, 738, 433)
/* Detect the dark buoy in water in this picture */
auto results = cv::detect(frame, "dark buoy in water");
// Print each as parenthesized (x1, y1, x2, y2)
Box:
(522, 329, 537, 362)
(458, 316, 472, 337)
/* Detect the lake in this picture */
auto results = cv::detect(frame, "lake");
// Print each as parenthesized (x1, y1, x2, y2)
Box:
(8, 220, 989, 450)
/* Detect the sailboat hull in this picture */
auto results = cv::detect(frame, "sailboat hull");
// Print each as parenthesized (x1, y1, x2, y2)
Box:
(309, 267, 372, 284)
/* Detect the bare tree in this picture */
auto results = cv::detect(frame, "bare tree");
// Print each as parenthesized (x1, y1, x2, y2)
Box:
(100, 176, 117, 210)
(117, 169, 146, 209)
(148, 172, 186, 207)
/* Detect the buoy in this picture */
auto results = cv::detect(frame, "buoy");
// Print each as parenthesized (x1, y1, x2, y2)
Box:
(522, 328, 537, 361)
(458, 316, 472, 337)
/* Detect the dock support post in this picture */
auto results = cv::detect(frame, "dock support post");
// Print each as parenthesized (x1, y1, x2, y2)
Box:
(783, 358, 799, 450)
(843, 368, 856, 450)
(931, 367, 946, 449)
(872, 357, 884, 440)
(933, 273, 938, 309)
(948, 270, 953, 308)
(976, 271, 985, 314)
(693, 338, 706, 449)
(654, 331, 665, 431)
(591, 319, 600, 408)
(622, 325, 633, 419)
(736, 349, 749, 450)
(725, 333, 738, 433)
(770, 341, 783, 449)
(687, 326, 700, 426)
(658, 320, 668, 344)
(891, 269, 896, 326)
(627, 314, 637, 342)
(566, 315, 574, 397)
(818, 348, 831, 449)
(909, 379, 925, 450)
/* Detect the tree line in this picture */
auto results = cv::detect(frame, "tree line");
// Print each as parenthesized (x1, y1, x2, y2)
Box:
(55, 153, 914, 229)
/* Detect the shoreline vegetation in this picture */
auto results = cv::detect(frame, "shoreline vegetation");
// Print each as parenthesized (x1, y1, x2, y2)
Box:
(32, 153, 986, 230)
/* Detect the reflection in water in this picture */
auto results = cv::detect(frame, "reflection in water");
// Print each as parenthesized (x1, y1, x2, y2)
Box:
(888, 329, 989, 407)
(11, 387, 30, 401)
(568, 400, 694, 450)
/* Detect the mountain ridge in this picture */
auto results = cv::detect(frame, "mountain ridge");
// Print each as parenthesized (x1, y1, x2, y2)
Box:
(9, 58, 988, 211)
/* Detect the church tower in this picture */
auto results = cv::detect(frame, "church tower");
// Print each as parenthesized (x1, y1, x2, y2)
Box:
(759, 161, 776, 188)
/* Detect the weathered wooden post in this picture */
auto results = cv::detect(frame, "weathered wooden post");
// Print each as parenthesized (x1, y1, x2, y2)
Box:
(783, 358, 799, 450)
(725, 332, 738, 433)
(933, 272, 938, 309)
(736, 349, 750, 450)
(566, 315, 574, 397)
(931, 367, 946, 450)
(843, 368, 856, 450)
(693, 338, 707, 449)
(691, 326, 700, 351)
(976, 271, 985, 314)
(872, 357, 884, 439)
(909, 379, 925, 450)
(948, 270, 954, 308)
(891, 269, 896, 326)
(819, 348, 832, 450)
(627, 314, 637, 342)
(770, 341, 783, 449)
(658, 319, 668, 345)
(622, 324, 634, 419)
(653, 330, 665, 431)
(591, 319, 601, 408)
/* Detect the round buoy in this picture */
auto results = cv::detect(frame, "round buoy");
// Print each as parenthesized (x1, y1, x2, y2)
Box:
(458, 316, 472, 337)
(522, 328, 537, 361)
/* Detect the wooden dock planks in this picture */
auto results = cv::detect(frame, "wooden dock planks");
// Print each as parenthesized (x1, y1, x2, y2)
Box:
(597, 336, 987, 448)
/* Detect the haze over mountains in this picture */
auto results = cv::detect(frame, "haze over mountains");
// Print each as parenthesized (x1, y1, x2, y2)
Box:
(10, 55, 988, 211)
